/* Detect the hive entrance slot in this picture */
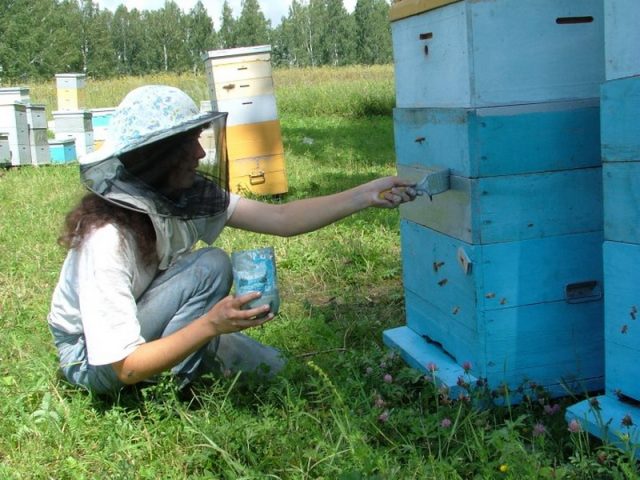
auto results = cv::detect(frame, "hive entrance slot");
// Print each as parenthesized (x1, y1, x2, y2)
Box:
(556, 16, 593, 24)
(423, 335, 457, 363)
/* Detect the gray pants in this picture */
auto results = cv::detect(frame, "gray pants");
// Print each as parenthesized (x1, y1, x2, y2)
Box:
(51, 247, 285, 395)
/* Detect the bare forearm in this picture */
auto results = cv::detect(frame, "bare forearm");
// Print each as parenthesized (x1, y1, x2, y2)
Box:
(275, 185, 372, 236)
(113, 316, 217, 384)
(228, 177, 415, 237)
(111, 293, 272, 385)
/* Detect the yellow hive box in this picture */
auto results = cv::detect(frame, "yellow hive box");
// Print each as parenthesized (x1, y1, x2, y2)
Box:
(57, 88, 86, 111)
(226, 120, 284, 160)
(229, 154, 288, 196)
(390, 0, 458, 21)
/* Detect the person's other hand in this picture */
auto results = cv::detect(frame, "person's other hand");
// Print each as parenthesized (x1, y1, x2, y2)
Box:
(205, 292, 273, 335)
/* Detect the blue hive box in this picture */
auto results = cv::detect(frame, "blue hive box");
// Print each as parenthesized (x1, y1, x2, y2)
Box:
(386, 220, 604, 396)
(392, 0, 604, 108)
(601, 75, 640, 163)
(393, 100, 601, 178)
(602, 241, 640, 402)
(49, 138, 76, 164)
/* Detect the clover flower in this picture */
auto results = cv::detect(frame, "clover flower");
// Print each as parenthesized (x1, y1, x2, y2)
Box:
(567, 419, 582, 433)
(533, 423, 547, 437)
(544, 403, 561, 416)
(440, 417, 452, 428)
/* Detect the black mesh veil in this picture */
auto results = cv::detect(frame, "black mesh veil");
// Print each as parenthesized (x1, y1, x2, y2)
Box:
(80, 112, 229, 220)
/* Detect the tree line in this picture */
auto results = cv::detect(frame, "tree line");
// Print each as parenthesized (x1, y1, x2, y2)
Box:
(0, 0, 392, 82)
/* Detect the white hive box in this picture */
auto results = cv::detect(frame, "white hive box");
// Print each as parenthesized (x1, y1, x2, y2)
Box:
(53, 110, 93, 133)
(0, 102, 31, 166)
(29, 128, 50, 165)
(0, 133, 10, 166)
(204, 45, 273, 101)
(0, 86, 30, 105)
(26, 104, 47, 129)
(391, 0, 605, 108)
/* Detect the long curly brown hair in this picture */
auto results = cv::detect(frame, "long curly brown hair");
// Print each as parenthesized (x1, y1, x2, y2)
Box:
(58, 193, 157, 264)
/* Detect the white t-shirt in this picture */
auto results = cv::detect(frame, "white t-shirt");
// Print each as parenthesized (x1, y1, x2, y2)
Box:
(48, 194, 240, 366)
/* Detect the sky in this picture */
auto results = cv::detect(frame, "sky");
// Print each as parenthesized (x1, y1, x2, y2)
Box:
(95, 0, 358, 27)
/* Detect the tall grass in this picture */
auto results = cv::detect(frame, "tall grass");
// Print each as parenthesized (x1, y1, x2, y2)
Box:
(26, 65, 395, 120)
(1, 67, 638, 479)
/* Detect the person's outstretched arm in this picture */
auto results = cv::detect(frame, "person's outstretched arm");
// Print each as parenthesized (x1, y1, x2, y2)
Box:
(227, 176, 415, 236)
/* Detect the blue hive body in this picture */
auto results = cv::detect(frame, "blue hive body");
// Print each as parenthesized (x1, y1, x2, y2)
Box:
(385, 0, 608, 401)
(564, 0, 640, 454)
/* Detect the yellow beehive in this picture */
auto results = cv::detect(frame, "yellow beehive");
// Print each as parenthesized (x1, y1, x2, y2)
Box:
(228, 154, 288, 196)
(203, 45, 288, 196)
(55, 74, 86, 111)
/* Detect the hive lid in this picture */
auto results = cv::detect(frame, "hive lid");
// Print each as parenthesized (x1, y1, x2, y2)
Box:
(203, 44, 271, 61)
(390, 0, 460, 22)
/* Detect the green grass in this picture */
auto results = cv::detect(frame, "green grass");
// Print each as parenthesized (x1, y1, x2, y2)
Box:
(1, 67, 639, 479)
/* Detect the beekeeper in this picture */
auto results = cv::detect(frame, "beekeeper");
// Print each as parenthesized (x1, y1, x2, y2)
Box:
(47, 85, 416, 395)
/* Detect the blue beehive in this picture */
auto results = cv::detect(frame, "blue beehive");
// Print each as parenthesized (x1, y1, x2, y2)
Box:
(49, 138, 76, 164)
(565, 0, 640, 451)
(384, 0, 606, 400)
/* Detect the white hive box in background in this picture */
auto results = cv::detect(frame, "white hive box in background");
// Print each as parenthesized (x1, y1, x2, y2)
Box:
(29, 128, 50, 166)
(53, 109, 94, 157)
(0, 86, 30, 105)
(0, 133, 11, 166)
(0, 102, 31, 166)
(25, 104, 47, 129)
(53, 110, 93, 133)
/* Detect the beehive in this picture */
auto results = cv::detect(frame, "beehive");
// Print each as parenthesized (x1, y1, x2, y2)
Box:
(0, 133, 10, 166)
(565, 2, 640, 450)
(0, 102, 31, 166)
(49, 138, 76, 164)
(384, 0, 606, 400)
(0, 86, 30, 105)
(53, 110, 94, 158)
(55, 73, 86, 111)
(203, 45, 288, 196)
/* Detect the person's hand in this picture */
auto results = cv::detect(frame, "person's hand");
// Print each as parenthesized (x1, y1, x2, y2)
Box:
(204, 292, 274, 335)
(368, 176, 417, 208)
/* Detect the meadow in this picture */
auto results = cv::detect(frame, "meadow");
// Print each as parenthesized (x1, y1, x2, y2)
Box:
(0, 66, 638, 478)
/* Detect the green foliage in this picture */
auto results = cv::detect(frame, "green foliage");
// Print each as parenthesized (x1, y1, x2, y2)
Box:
(0, 0, 392, 81)
(235, 0, 271, 48)
(272, 0, 359, 68)
(2, 68, 639, 478)
(353, 0, 393, 65)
